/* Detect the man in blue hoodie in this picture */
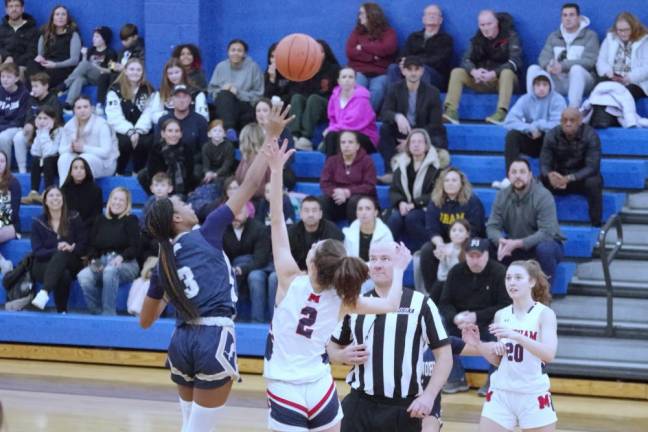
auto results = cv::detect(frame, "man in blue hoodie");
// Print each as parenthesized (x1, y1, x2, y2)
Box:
(493, 70, 566, 189)
(0, 62, 29, 160)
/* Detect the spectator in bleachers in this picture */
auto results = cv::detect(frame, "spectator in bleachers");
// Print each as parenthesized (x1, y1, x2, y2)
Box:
(492, 69, 566, 189)
(60, 156, 103, 231)
(254, 98, 295, 189)
(289, 40, 340, 151)
(60, 26, 117, 112)
(57, 95, 118, 184)
(386, 4, 453, 90)
(95, 23, 145, 113)
(20, 106, 61, 205)
(223, 202, 271, 322)
(0, 149, 20, 245)
(346, 2, 397, 112)
(540, 107, 602, 226)
(528, 3, 599, 108)
(439, 237, 509, 394)
(385, 129, 442, 251)
(138, 172, 173, 264)
(322, 66, 377, 157)
(13, 72, 62, 174)
(235, 123, 270, 202)
(443, 10, 522, 125)
(254, 181, 295, 228)
(200, 119, 235, 190)
(106, 58, 154, 175)
(288, 196, 344, 270)
(379, 56, 446, 182)
(141, 118, 189, 196)
(145, 58, 209, 125)
(343, 195, 393, 262)
(208, 39, 264, 135)
(596, 12, 648, 102)
(0, 62, 29, 161)
(320, 130, 377, 222)
(419, 167, 485, 301)
(29, 186, 86, 312)
(263, 42, 290, 105)
(31, 5, 80, 90)
(78, 186, 140, 315)
(172, 43, 207, 92)
(436, 218, 470, 285)
(152, 84, 208, 189)
(487, 158, 565, 283)
(0, 0, 39, 73)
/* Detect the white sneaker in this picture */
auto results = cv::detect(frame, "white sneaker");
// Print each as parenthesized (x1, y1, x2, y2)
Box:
(0, 257, 13, 274)
(492, 177, 511, 189)
(31, 290, 50, 310)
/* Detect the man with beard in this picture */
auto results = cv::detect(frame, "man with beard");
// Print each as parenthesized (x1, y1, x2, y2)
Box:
(486, 158, 564, 283)
(0, 0, 39, 73)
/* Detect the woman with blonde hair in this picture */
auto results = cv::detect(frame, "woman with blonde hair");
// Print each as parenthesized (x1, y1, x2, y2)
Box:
(78, 186, 141, 315)
(234, 123, 270, 200)
(418, 167, 485, 301)
(105, 57, 155, 174)
(597, 11, 648, 101)
(386, 129, 445, 251)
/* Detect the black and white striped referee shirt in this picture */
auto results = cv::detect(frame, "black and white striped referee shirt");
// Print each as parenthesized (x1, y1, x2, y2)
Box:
(330, 288, 449, 399)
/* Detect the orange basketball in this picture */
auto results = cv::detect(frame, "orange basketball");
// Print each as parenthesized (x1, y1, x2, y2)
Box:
(274, 33, 324, 82)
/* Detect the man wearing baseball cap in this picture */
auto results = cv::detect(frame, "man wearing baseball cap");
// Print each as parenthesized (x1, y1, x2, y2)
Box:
(438, 237, 510, 395)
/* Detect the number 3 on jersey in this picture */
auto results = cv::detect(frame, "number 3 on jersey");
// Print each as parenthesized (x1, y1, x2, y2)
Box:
(296, 306, 318, 338)
(178, 266, 199, 299)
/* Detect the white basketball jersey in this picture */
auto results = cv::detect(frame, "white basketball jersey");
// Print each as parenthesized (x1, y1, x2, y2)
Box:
(489, 303, 551, 394)
(264, 275, 343, 383)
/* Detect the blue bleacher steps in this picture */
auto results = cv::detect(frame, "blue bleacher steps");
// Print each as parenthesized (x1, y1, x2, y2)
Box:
(441, 93, 648, 122)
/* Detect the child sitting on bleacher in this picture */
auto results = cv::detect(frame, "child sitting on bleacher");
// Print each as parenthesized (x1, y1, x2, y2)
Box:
(61, 26, 118, 113)
(13, 72, 62, 175)
(435, 218, 470, 292)
(21, 106, 61, 205)
(0, 62, 29, 163)
(201, 119, 235, 189)
(142, 172, 173, 229)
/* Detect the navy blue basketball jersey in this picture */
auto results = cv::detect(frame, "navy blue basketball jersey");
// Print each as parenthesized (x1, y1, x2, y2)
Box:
(148, 205, 237, 322)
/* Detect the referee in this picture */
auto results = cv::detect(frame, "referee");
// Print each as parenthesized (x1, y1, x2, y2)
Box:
(328, 241, 453, 432)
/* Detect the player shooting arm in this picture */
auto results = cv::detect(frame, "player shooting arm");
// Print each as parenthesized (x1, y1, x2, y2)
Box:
(265, 132, 301, 304)
(226, 103, 293, 215)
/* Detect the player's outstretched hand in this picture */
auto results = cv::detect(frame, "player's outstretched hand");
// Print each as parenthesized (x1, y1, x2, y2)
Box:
(407, 393, 435, 419)
(264, 138, 295, 173)
(265, 102, 295, 139)
(392, 241, 412, 271)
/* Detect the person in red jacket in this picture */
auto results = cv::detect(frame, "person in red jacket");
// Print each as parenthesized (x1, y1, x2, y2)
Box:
(346, 2, 398, 112)
(320, 130, 377, 222)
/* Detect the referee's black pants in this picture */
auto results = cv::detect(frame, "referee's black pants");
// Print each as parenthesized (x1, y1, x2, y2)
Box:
(341, 389, 424, 432)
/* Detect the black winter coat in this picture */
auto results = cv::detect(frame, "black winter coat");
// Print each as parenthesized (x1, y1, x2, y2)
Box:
(0, 13, 39, 66)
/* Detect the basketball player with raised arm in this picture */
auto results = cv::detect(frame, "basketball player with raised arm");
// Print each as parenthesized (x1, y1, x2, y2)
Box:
(139, 104, 293, 432)
(263, 139, 412, 432)
(464, 260, 558, 432)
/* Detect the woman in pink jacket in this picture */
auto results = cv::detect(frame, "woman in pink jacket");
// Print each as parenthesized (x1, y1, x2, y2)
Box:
(323, 67, 378, 156)
(346, 2, 397, 112)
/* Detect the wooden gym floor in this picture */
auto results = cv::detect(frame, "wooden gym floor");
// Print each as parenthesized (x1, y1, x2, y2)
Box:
(1, 359, 648, 432)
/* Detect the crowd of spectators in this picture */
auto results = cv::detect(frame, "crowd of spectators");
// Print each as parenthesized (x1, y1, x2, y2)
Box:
(0, 1, 644, 369)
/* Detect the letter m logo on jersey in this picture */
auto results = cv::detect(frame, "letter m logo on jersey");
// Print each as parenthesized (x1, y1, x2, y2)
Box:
(537, 393, 553, 410)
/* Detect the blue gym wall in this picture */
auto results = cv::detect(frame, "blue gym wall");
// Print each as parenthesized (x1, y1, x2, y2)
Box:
(25, 0, 648, 88)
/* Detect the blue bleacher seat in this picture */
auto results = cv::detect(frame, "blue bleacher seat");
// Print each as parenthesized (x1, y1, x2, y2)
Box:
(440, 92, 521, 121)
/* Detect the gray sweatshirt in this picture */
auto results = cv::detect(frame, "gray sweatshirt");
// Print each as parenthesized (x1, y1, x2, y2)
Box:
(208, 56, 264, 103)
(538, 15, 599, 74)
(486, 178, 564, 249)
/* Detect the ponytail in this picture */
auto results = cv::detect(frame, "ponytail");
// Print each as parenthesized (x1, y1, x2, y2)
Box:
(333, 256, 369, 307)
(511, 260, 552, 305)
(145, 198, 199, 320)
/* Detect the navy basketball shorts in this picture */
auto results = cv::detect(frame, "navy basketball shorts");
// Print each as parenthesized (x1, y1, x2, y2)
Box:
(166, 323, 239, 389)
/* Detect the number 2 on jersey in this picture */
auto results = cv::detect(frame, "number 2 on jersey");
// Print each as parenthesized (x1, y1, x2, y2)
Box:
(296, 306, 318, 338)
